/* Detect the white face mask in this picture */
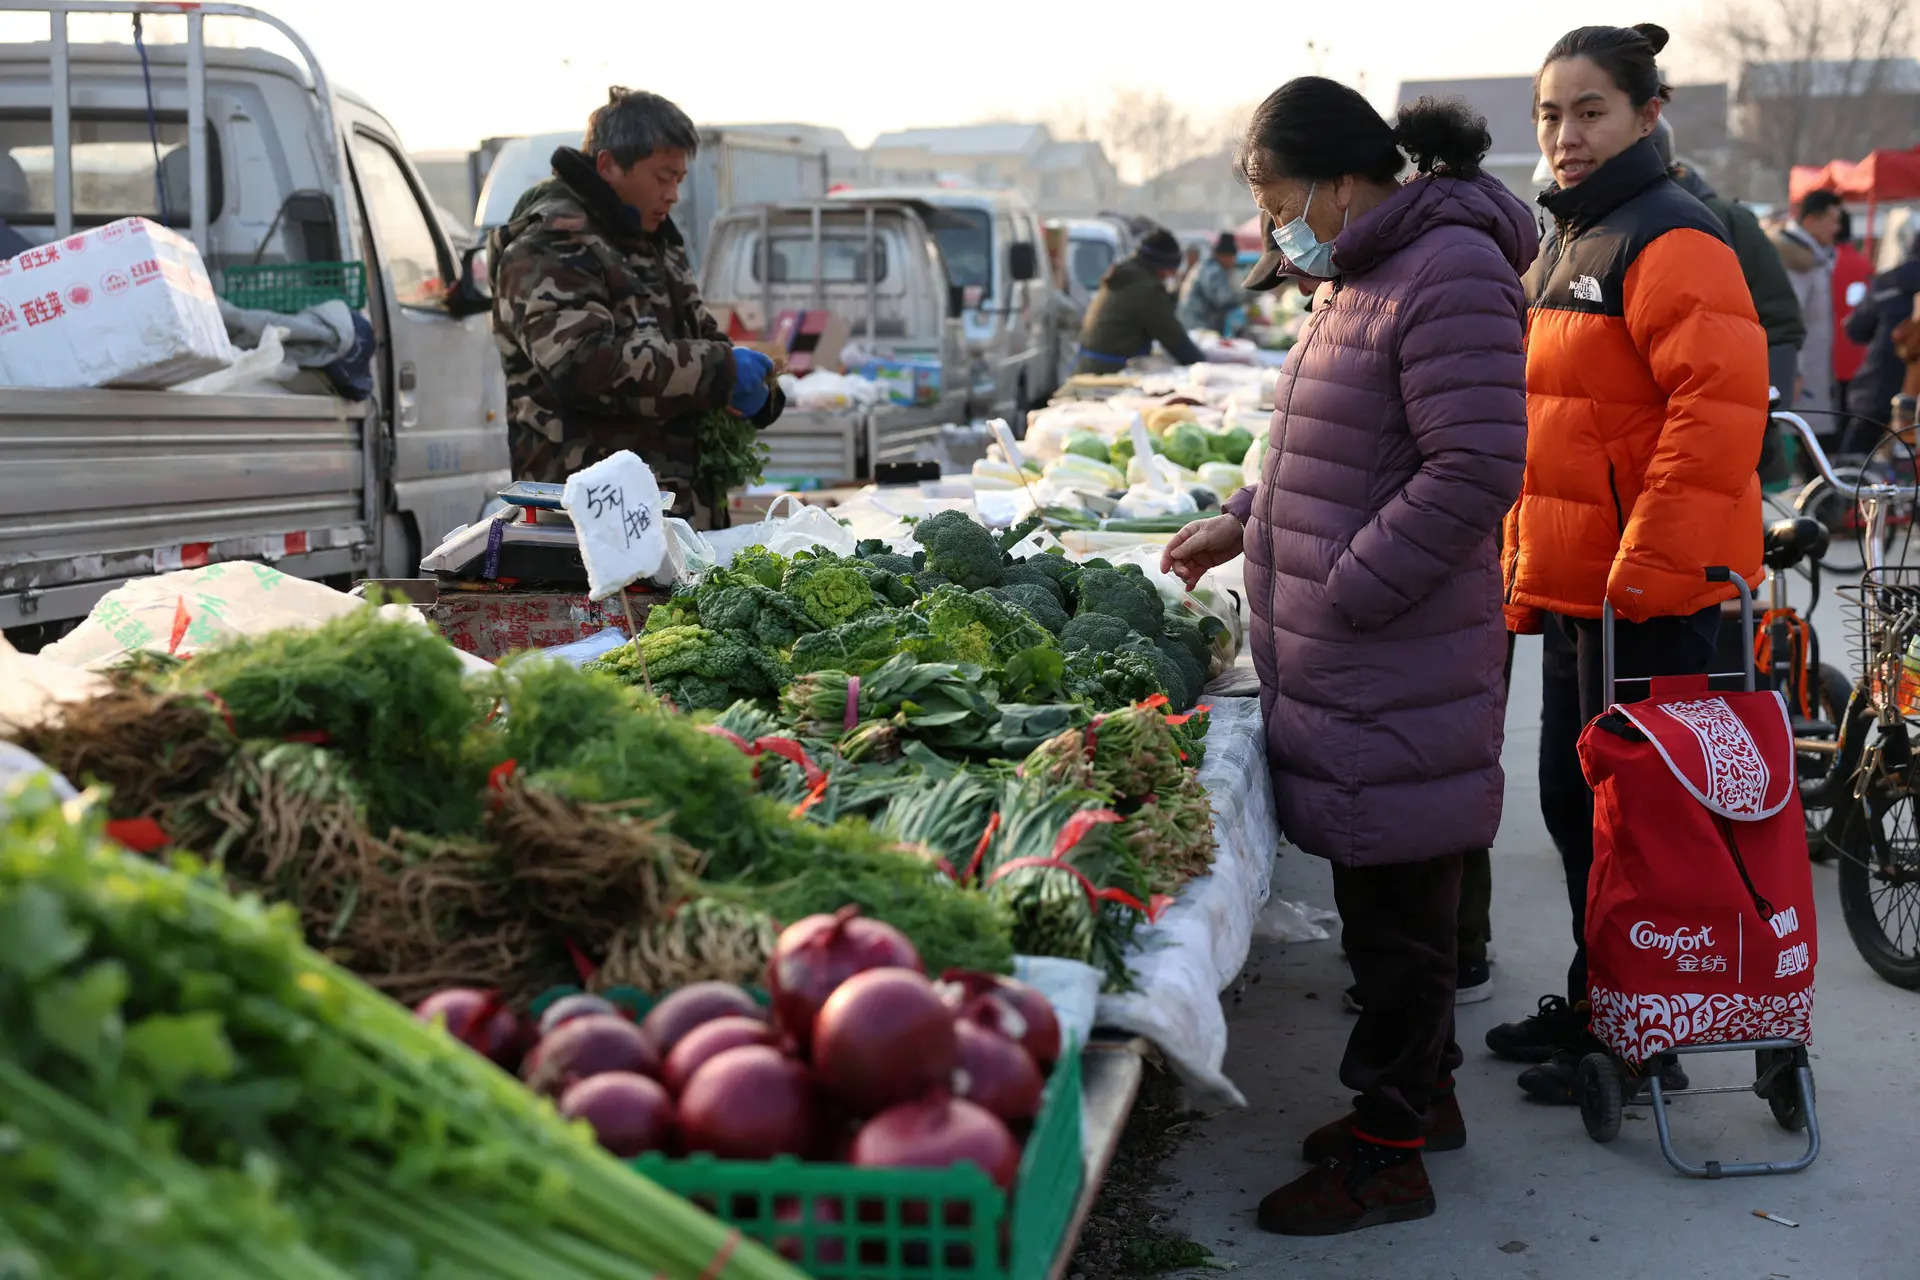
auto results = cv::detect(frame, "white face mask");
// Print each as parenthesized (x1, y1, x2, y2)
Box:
(1271, 182, 1346, 278)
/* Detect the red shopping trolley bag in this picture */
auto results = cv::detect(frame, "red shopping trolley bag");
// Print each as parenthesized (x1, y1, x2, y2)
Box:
(1578, 677, 1817, 1065)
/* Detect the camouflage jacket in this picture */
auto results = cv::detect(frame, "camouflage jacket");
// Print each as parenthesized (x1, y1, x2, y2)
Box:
(489, 147, 767, 502)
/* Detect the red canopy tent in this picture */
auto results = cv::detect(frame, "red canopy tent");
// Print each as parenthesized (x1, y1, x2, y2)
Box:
(1789, 146, 1920, 250)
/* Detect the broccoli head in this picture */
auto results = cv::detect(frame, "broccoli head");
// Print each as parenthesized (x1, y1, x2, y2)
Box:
(1074, 566, 1164, 638)
(1005, 553, 1078, 608)
(991, 583, 1068, 636)
(910, 509, 1006, 591)
(728, 545, 788, 591)
(1062, 644, 1169, 710)
(911, 584, 1055, 669)
(1152, 637, 1205, 711)
(1121, 637, 1190, 711)
(781, 556, 879, 629)
(1059, 611, 1139, 654)
(1159, 611, 1210, 670)
(910, 569, 953, 597)
(789, 608, 931, 677)
(862, 551, 919, 577)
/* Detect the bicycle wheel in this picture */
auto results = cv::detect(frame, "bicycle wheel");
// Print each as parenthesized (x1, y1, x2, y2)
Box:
(1837, 782, 1920, 989)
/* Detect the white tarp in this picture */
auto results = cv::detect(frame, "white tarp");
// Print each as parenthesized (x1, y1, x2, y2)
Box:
(1093, 694, 1279, 1107)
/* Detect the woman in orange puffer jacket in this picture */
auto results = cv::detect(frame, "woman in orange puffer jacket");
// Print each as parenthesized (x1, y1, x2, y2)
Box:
(1483, 22, 1768, 1105)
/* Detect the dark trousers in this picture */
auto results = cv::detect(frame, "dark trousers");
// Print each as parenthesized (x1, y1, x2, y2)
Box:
(1454, 634, 1516, 970)
(1539, 607, 1721, 1004)
(1333, 853, 1465, 1141)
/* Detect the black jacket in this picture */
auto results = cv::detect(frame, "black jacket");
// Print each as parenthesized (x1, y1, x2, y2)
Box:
(1671, 165, 1806, 352)
(1846, 257, 1920, 420)
(1073, 257, 1206, 372)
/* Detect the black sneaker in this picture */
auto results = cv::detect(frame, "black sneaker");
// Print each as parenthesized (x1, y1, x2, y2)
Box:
(1517, 1048, 1582, 1104)
(1485, 995, 1585, 1063)
(1455, 960, 1492, 1006)
(1652, 1053, 1690, 1092)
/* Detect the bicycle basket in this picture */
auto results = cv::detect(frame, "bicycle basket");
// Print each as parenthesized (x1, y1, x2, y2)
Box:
(1838, 566, 1920, 719)
(220, 261, 367, 312)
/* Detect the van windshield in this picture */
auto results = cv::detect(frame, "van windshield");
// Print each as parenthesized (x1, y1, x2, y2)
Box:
(927, 207, 991, 294)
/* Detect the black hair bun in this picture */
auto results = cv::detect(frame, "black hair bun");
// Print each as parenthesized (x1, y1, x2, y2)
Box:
(1393, 97, 1491, 178)
(1632, 22, 1670, 54)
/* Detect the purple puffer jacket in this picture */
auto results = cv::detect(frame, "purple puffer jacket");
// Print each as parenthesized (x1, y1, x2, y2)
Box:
(1223, 174, 1535, 867)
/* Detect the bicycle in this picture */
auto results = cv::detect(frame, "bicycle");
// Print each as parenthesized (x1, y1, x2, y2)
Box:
(1775, 407, 1920, 989)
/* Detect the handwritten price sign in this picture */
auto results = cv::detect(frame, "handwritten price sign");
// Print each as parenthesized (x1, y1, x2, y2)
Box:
(561, 450, 667, 601)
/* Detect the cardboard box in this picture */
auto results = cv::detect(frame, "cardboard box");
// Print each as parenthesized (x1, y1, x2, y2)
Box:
(0, 217, 233, 388)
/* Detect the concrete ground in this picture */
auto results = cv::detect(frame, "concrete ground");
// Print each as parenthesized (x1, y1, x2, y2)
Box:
(1161, 593, 1920, 1280)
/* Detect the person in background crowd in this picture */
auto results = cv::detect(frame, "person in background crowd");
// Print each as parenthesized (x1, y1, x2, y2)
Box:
(1651, 118, 1804, 412)
(1163, 78, 1530, 1236)
(1488, 22, 1767, 1103)
(1832, 209, 1874, 412)
(1771, 190, 1843, 424)
(1179, 231, 1246, 335)
(1178, 242, 1203, 291)
(1073, 229, 1208, 373)
(1843, 217, 1920, 451)
(490, 87, 784, 527)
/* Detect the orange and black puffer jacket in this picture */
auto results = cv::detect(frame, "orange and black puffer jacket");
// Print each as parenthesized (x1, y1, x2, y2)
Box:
(1504, 137, 1767, 629)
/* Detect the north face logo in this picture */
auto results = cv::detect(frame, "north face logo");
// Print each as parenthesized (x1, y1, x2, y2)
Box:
(1571, 274, 1604, 303)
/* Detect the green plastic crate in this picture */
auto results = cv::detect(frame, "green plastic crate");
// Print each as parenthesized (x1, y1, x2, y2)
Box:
(221, 260, 367, 312)
(631, 1035, 1085, 1279)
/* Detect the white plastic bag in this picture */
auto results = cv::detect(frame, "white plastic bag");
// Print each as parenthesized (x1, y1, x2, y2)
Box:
(172, 325, 297, 395)
(704, 494, 856, 565)
(1012, 955, 1101, 1056)
(1112, 484, 1198, 521)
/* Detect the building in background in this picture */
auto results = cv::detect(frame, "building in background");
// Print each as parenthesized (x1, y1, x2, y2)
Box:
(1730, 57, 1920, 201)
(706, 122, 866, 187)
(861, 123, 1122, 215)
(1136, 147, 1245, 236)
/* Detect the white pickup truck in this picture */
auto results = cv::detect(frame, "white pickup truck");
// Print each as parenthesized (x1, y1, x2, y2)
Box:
(0, 0, 506, 644)
(699, 199, 973, 484)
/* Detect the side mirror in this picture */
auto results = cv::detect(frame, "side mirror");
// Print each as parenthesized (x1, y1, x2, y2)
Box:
(445, 244, 492, 318)
(948, 284, 966, 318)
(1009, 242, 1039, 282)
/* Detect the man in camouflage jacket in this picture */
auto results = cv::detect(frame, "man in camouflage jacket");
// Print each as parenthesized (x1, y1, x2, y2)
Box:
(490, 89, 783, 527)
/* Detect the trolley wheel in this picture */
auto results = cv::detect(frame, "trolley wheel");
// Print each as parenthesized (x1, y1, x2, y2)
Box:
(1577, 1053, 1624, 1143)
(1755, 1049, 1812, 1132)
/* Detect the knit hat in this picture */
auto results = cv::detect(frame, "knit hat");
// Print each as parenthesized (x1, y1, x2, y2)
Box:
(1136, 229, 1182, 272)
(1212, 230, 1238, 258)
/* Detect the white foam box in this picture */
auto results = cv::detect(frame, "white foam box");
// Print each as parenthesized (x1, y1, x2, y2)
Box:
(0, 217, 233, 389)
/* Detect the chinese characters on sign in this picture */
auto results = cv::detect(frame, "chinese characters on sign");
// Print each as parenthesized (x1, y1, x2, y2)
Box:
(561, 450, 668, 602)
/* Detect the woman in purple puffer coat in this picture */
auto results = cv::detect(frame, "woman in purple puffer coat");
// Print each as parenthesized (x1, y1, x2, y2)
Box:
(1162, 79, 1533, 1236)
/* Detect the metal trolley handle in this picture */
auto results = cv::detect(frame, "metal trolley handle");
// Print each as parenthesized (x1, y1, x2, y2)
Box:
(1601, 570, 1756, 707)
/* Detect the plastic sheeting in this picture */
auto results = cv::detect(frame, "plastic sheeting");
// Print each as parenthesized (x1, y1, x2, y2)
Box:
(1094, 695, 1279, 1106)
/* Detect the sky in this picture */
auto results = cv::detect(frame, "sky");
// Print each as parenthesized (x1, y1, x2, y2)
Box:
(4, 0, 1745, 152)
(10, 0, 1908, 157)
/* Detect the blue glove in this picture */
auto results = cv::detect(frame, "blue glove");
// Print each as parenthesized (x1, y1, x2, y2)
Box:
(729, 348, 774, 416)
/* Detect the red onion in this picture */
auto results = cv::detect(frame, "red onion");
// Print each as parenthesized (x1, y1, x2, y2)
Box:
(413, 987, 526, 1068)
(812, 968, 956, 1113)
(766, 906, 923, 1047)
(677, 1045, 816, 1160)
(939, 970, 1062, 1068)
(640, 981, 764, 1057)
(850, 1093, 1022, 1191)
(557, 1071, 674, 1156)
(953, 1020, 1043, 1122)
(662, 1015, 779, 1095)
(536, 993, 621, 1039)
(521, 1014, 659, 1096)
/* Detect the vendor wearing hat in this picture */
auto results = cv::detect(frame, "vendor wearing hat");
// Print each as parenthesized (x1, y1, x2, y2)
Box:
(1073, 228, 1208, 373)
(1179, 230, 1248, 334)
